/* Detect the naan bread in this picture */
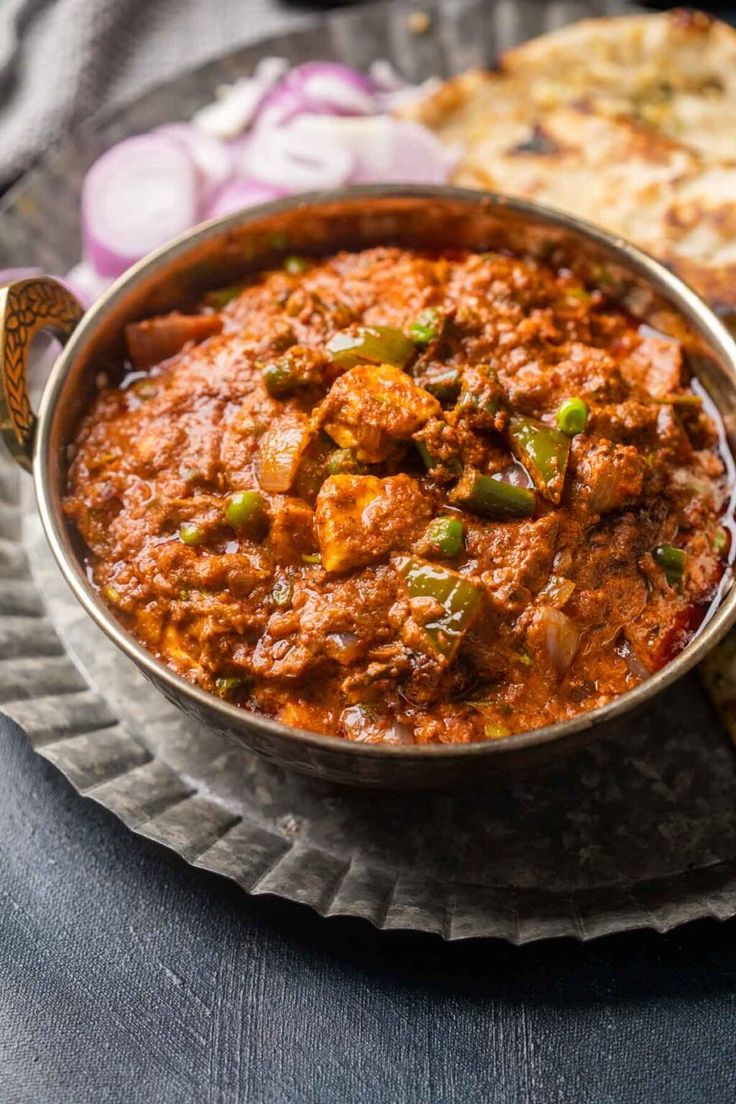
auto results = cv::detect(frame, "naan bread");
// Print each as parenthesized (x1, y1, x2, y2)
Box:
(404, 8, 736, 310)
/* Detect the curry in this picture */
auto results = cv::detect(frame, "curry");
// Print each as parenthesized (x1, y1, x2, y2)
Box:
(64, 247, 732, 745)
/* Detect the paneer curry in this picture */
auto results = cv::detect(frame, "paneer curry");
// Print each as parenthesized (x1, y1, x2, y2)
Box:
(64, 247, 733, 745)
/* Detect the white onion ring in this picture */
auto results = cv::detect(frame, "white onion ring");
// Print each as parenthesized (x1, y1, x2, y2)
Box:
(538, 606, 580, 679)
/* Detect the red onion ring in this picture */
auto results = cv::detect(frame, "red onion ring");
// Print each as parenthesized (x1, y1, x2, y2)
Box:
(82, 134, 199, 278)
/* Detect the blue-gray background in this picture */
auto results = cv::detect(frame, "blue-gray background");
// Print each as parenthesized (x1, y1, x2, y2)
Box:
(2, 3, 736, 1101)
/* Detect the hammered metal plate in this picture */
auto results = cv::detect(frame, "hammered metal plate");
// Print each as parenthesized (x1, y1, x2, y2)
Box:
(3, 0, 736, 941)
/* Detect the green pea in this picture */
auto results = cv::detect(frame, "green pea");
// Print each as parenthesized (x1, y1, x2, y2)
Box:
(225, 491, 267, 538)
(423, 516, 464, 558)
(556, 397, 589, 436)
(179, 522, 205, 546)
(409, 307, 442, 347)
(326, 448, 365, 476)
(262, 357, 299, 397)
(132, 378, 157, 400)
(283, 254, 309, 274)
(654, 544, 686, 584)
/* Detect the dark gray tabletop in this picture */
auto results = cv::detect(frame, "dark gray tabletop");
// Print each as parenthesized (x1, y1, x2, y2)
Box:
(2, 713, 736, 1103)
(2, 3, 736, 1102)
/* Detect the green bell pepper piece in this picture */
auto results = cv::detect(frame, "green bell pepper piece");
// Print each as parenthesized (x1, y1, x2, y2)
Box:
(420, 366, 461, 403)
(508, 415, 570, 503)
(450, 467, 535, 519)
(415, 440, 462, 477)
(261, 356, 302, 397)
(397, 556, 483, 660)
(654, 544, 686, 584)
(326, 325, 414, 370)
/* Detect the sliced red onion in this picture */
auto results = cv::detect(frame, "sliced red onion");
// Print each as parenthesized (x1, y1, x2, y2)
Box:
(378, 77, 443, 112)
(156, 124, 233, 204)
(538, 606, 580, 679)
(339, 705, 413, 745)
(256, 416, 312, 493)
(235, 122, 354, 193)
(203, 179, 283, 220)
(284, 114, 455, 185)
(257, 61, 378, 128)
(368, 59, 442, 110)
(192, 57, 288, 139)
(64, 262, 113, 307)
(0, 267, 43, 285)
(82, 134, 199, 278)
(615, 634, 651, 680)
(368, 59, 407, 93)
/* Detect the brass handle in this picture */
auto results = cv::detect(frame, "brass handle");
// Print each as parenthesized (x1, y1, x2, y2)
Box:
(0, 276, 84, 472)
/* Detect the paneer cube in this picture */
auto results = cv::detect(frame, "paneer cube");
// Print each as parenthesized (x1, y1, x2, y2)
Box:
(317, 363, 440, 463)
(315, 474, 431, 572)
(570, 437, 646, 515)
(623, 335, 683, 398)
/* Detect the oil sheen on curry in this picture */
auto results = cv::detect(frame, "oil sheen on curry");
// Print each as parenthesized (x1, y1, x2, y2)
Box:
(65, 247, 733, 745)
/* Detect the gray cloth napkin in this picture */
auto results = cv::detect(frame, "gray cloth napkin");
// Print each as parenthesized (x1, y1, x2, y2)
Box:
(0, 0, 313, 188)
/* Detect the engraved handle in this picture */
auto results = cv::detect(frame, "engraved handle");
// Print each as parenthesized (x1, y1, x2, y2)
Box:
(0, 277, 84, 472)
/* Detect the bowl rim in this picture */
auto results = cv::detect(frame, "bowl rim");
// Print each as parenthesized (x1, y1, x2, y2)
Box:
(32, 183, 736, 763)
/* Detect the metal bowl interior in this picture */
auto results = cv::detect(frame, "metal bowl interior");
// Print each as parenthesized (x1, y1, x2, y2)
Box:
(31, 186, 736, 787)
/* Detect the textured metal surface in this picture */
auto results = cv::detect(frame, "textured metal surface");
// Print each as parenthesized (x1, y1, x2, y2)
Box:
(4, 0, 736, 940)
(25, 186, 736, 787)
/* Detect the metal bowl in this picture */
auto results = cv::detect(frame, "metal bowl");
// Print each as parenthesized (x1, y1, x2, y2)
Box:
(3, 185, 736, 788)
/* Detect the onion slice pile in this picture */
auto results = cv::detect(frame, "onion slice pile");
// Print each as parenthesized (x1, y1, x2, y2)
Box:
(67, 57, 454, 303)
(82, 134, 199, 278)
(204, 179, 284, 220)
(0, 267, 42, 285)
(235, 124, 355, 192)
(284, 114, 455, 184)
